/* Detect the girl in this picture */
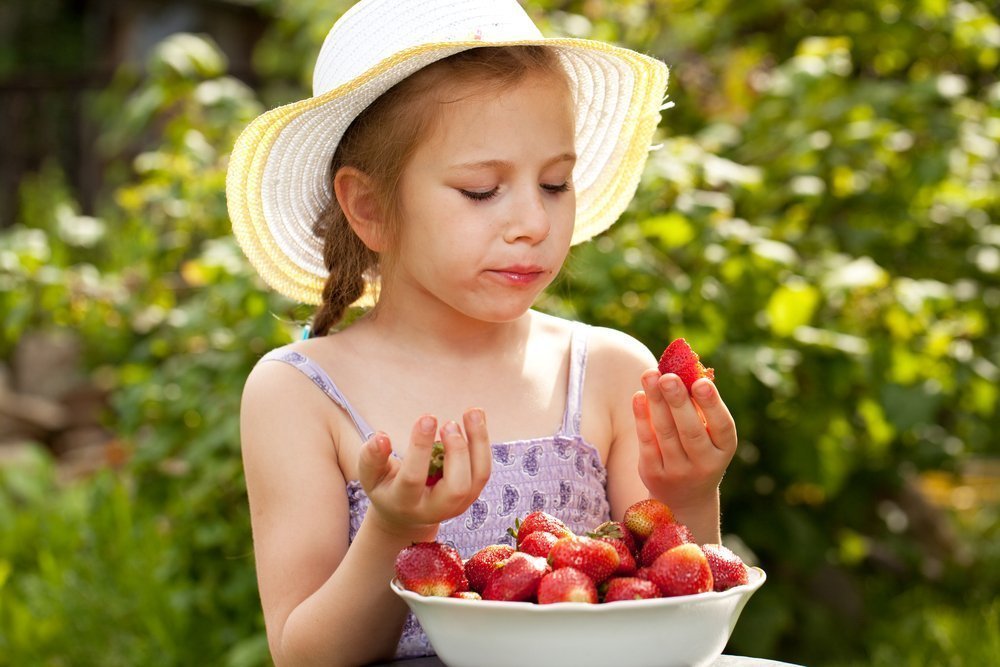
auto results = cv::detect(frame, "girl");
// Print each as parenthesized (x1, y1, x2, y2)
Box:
(228, 1, 737, 665)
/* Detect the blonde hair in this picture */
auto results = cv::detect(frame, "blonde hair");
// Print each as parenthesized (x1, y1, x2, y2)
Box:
(309, 45, 569, 336)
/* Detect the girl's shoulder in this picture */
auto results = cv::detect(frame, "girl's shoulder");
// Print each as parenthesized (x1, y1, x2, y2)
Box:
(529, 310, 656, 376)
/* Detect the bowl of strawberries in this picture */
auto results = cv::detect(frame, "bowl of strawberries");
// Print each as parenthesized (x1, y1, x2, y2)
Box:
(392, 499, 765, 667)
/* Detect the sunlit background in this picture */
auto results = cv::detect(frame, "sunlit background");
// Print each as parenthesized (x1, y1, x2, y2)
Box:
(1, 1, 998, 665)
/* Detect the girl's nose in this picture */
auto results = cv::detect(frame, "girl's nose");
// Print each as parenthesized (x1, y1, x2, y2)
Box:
(503, 186, 551, 244)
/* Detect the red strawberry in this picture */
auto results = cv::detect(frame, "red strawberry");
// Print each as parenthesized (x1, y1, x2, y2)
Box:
(657, 338, 715, 393)
(622, 498, 675, 543)
(519, 530, 560, 559)
(645, 543, 714, 597)
(639, 521, 695, 567)
(548, 535, 620, 584)
(426, 441, 445, 485)
(482, 552, 550, 602)
(588, 523, 638, 577)
(589, 520, 638, 557)
(537, 567, 598, 604)
(395, 542, 468, 597)
(603, 576, 661, 603)
(464, 544, 515, 594)
(701, 543, 749, 591)
(509, 511, 573, 547)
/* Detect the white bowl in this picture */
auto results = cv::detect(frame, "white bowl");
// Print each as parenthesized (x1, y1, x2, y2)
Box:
(391, 567, 765, 667)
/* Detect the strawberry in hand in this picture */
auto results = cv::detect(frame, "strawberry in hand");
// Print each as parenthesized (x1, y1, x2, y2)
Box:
(426, 441, 445, 486)
(657, 338, 714, 394)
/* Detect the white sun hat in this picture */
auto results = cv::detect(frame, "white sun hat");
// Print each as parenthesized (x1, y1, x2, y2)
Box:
(226, 0, 669, 305)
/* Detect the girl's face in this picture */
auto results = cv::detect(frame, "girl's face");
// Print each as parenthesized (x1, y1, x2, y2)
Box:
(389, 71, 577, 324)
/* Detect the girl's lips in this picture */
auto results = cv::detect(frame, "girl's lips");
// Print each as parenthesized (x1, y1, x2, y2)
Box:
(487, 265, 546, 286)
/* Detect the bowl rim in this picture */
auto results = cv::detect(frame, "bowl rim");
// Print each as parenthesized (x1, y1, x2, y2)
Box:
(390, 566, 765, 611)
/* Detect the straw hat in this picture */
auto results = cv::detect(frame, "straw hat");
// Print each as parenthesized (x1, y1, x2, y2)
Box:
(226, 0, 669, 305)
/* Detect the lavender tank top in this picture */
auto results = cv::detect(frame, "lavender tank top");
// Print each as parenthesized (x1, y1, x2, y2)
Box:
(259, 322, 611, 658)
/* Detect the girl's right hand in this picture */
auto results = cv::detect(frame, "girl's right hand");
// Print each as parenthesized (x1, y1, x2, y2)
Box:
(357, 407, 492, 535)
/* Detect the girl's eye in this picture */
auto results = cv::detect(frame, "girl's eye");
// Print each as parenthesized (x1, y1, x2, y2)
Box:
(460, 188, 499, 201)
(542, 182, 571, 194)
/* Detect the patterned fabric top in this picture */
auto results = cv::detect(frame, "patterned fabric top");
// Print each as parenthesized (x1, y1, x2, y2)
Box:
(258, 322, 610, 658)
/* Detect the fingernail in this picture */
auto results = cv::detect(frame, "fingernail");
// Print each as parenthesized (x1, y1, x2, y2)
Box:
(443, 420, 460, 436)
(470, 408, 484, 426)
(420, 416, 436, 434)
(664, 375, 682, 395)
(694, 381, 713, 399)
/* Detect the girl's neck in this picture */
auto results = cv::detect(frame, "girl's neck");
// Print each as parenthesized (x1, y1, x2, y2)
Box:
(356, 293, 534, 361)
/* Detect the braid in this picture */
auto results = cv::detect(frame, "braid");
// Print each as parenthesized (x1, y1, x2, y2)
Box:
(310, 194, 376, 336)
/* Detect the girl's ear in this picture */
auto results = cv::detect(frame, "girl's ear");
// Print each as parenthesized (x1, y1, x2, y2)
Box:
(333, 166, 387, 252)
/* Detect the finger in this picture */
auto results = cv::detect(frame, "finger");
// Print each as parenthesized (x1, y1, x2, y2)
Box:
(691, 379, 738, 454)
(398, 414, 438, 490)
(657, 373, 716, 460)
(641, 370, 687, 465)
(436, 420, 471, 493)
(463, 408, 492, 490)
(632, 392, 665, 476)
(358, 432, 394, 492)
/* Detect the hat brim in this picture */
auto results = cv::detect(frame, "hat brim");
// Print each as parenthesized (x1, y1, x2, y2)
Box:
(227, 38, 668, 305)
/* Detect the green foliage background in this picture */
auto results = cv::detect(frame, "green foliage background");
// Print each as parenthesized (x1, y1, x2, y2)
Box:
(1, 1, 998, 665)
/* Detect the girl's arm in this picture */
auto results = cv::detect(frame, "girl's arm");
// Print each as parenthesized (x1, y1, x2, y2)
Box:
(240, 361, 490, 667)
(590, 328, 737, 544)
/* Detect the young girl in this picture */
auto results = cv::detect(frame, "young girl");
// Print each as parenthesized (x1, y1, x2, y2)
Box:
(228, 1, 738, 664)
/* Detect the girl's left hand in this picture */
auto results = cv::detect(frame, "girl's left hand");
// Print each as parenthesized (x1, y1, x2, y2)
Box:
(632, 370, 738, 513)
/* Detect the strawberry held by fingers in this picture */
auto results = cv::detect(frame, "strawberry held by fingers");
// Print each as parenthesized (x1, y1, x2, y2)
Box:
(657, 338, 715, 393)
(425, 441, 445, 486)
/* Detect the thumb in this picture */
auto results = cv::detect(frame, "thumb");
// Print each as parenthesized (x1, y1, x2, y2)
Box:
(358, 432, 394, 492)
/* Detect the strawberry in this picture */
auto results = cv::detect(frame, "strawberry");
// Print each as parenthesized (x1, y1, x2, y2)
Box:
(548, 535, 620, 584)
(622, 498, 675, 543)
(509, 510, 573, 547)
(639, 521, 695, 567)
(537, 567, 598, 604)
(519, 530, 560, 559)
(482, 552, 550, 602)
(589, 520, 638, 557)
(395, 542, 469, 597)
(701, 543, 749, 591)
(603, 576, 661, 603)
(426, 441, 445, 486)
(588, 522, 637, 576)
(645, 543, 714, 597)
(464, 544, 515, 594)
(657, 338, 714, 393)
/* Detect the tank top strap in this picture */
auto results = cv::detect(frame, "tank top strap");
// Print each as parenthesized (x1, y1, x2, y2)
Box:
(559, 322, 589, 437)
(258, 347, 377, 441)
